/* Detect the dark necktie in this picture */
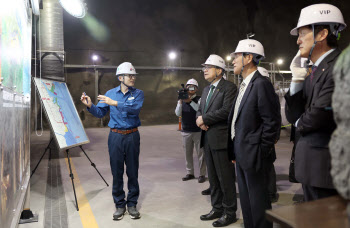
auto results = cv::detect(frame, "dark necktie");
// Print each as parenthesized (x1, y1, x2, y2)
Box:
(204, 85, 215, 112)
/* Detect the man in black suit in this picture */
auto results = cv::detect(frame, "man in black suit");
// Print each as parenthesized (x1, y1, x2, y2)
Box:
(258, 66, 280, 203)
(196, 54, 237, 227)
(228, 39, 281, 228)
(284, 3, 346, 201)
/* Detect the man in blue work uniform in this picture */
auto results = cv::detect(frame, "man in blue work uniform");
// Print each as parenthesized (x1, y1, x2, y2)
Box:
(81, 62, 144, 220)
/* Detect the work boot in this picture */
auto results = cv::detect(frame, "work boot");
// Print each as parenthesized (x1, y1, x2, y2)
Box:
(127, 206, 141, 219)
(113, 207, 126, 220)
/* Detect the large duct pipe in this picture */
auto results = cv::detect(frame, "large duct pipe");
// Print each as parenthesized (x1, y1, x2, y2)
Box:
(39, 0, 65, 81)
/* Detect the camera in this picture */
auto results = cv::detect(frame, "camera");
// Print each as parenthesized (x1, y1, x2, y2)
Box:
(177, 84, 189, 100)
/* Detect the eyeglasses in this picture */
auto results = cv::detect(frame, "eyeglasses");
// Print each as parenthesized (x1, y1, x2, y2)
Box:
(123, 75, 137, 79)
(201, 66, 216, 71)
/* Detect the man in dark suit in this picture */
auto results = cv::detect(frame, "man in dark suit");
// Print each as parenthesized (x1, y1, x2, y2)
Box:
(258, 66, 280, 202)
(228, 39, 281, 228)
(196, 54, 237, 227)
(284, 3, 346, 201)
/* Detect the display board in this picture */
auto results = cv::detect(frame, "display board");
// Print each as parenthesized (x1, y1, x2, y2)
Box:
(0, 0, 32, 227)
(0, 0, 31, 96)
(33, 78, 90, 150)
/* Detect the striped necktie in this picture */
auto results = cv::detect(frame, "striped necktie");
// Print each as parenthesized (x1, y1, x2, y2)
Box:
(310, 65, 317, 82)
(231, 82, 246, 139)
(204, 85, 215, 112)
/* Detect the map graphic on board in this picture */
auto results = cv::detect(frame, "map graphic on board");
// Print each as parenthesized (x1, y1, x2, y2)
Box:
(34, 78, 90, 150)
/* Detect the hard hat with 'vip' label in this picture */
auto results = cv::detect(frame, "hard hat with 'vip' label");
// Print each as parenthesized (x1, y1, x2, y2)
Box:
(290, 3, 346, 36)
(232, 39, 265, 61)
(202, 54, 226, 69)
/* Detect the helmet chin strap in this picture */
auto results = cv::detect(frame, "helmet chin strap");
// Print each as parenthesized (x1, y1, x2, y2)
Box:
(121, 78, 128, 88)
(120, 76, 134, 96)
(239, 53, 249, 77)
(210, 71, 218, 84)
(239, 54, 245, 76)
(210, 68, 224, 84)
(306, 24, 321, 67)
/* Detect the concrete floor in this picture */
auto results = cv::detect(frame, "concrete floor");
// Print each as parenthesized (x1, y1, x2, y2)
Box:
(20, 125, 302, 228)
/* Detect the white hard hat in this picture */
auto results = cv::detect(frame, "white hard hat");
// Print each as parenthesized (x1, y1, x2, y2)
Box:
(186, 78, 198, 87)
(257, 67, 269, 77)
(116, 62, 138, 75)
(202, 54, 226, 69)
(232, 39, 265, 61)
(290, 4, 346, 36)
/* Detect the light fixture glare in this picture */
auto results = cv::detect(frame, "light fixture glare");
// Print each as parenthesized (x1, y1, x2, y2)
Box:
(92, 55, 98, 61)
(168, 52, 177, 60)
(59, 0, 87, 18)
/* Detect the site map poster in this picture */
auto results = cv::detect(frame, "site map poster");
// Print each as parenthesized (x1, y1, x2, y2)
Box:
(34, 78, 90, 150)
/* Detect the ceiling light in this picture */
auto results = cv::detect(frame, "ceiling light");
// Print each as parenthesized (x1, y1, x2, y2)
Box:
(59, 0, 87, 18)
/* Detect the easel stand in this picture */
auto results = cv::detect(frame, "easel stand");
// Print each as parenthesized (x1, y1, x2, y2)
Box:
(31, 139, 109, 211)
(31, 137, 54, 178)
(21, 136, 55, 224)
(65, 146, 109, 211)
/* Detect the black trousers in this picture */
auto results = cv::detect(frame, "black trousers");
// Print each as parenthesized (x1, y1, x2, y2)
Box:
(203, 133, 237, 217)
(267, 162, 277, 196)
(236, 160, 272, 228)
(302, 184, 338, 202)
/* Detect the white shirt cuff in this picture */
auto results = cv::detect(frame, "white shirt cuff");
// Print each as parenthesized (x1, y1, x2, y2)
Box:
(290, 82, 303, 96)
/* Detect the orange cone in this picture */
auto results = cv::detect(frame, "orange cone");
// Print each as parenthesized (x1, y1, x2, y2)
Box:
(178, 116, 182, 131)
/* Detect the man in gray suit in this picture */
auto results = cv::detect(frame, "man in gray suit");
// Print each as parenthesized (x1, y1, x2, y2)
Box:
(196, 54, 237, 227)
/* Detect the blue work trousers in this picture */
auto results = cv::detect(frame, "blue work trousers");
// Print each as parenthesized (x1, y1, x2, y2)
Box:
(108, 130, 140, 208)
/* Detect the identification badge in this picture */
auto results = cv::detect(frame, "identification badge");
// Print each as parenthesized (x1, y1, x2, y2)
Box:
(128, 97, 135, 100)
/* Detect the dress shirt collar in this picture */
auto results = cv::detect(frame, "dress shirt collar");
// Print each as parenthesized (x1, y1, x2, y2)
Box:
(211, 78, 222, 87)
(314, 48, 335, 67)
(242, 70, 257, 86)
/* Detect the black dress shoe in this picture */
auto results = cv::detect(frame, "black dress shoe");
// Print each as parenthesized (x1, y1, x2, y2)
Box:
(198, 175, 206, 183)
(212, 214, 237, 227)
(201, 188, 211, 195)
(200, 210, 223, 221)
(182, 174, 195, 181)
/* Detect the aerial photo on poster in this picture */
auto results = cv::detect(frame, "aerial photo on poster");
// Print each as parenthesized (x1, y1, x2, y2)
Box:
(0, 0, 31, 96)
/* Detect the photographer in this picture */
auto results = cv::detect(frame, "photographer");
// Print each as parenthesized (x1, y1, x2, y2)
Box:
(175, 79, 206, 183)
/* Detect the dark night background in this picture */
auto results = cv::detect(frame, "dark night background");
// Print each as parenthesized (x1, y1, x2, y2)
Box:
(35, 0, 350, 128)
(63, 0, 350, 67)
